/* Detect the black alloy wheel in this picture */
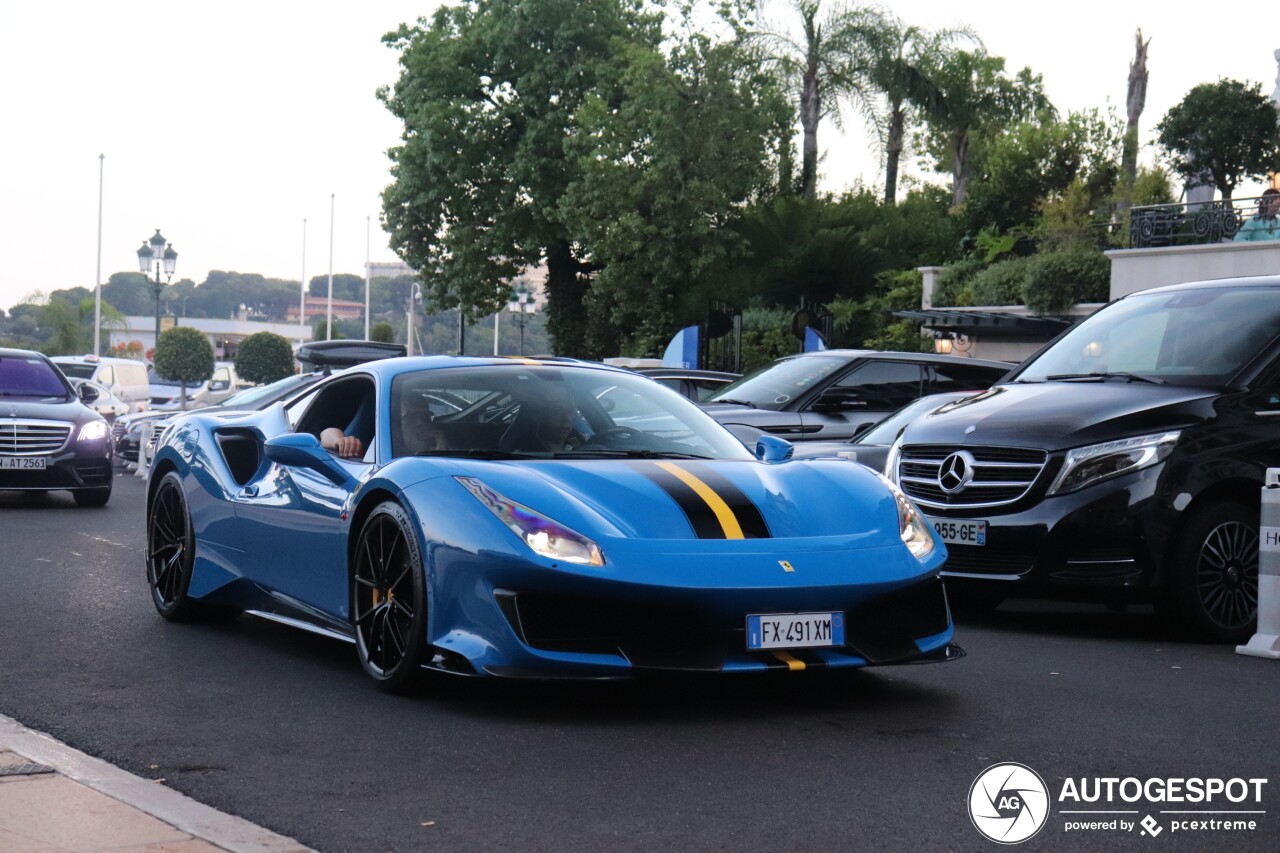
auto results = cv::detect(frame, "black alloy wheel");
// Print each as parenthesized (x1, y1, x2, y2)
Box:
(1169, 501, 1259, 642)
(147, 472, 199, 620)
(353, 502, 427, 692)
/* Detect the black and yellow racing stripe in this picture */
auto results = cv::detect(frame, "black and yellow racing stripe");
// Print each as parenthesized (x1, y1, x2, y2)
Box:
(633, 462, 771, 539)
(758, 650, 829, 671)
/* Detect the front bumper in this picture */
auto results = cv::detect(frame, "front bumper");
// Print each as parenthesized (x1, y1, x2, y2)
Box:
(0, 442, 113, 492)
(924, 465, 1168, 593)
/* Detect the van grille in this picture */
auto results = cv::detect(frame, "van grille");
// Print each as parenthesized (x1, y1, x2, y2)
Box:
(0, 420, 73, 454)
(897, 445, 1047, 508)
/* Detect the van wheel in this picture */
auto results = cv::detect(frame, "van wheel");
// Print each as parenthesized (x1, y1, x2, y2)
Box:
(1165, 502, 1258, 642)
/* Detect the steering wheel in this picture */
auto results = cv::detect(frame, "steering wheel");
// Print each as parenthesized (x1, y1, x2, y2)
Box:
(588, 426, 641, 444)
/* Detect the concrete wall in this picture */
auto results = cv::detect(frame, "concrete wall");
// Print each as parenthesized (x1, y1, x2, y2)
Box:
(1105, 241, 1280, 299)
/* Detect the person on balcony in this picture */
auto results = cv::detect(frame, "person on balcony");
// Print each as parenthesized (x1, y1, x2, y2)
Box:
(1234, 188, 1280, 241)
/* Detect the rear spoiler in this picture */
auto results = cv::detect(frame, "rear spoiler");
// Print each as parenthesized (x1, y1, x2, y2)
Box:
(296, 340, 406, 372)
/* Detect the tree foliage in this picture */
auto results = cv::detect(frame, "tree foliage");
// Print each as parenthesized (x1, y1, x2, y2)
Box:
(235, 332, 296, 385)
(153, 326, 214, 386)
(1155, 78, 1280, 200)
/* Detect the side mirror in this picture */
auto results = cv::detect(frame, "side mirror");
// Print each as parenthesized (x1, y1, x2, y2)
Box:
(264, 433, 355, 487)
(755, 433, 793, 463)
(209, 380, 229, 392)
(78, 384, 101, 404)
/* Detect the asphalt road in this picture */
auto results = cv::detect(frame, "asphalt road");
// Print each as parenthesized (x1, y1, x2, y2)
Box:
(1, 472, 1276, 852)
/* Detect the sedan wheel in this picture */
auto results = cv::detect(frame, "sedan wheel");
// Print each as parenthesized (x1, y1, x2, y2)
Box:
(353, 502, 427, 692)
(1168, 502, 1258, 642)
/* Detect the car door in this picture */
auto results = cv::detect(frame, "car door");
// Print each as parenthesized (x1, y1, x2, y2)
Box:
(229, 373, 378, 619)
(801, 360, 925, 440)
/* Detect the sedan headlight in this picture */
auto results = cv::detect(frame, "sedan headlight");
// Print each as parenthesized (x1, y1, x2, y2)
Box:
(877, 473, 935, 560)
(1048, 431, 1180, 495)
(457, 477, 605, 566)
(77, 421, 109, 442)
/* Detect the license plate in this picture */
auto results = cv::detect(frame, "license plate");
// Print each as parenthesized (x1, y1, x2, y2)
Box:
(747, 612, 844, 650)
(0, 456, 47, 470)
(929, 517, 987, 546)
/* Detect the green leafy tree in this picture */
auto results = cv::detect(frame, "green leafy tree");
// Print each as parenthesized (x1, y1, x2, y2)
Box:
(858, 13, 976, 204)
(1155, 78, 1280, 200)
(370, 322, 395, 344)
(37, 299, 88, 356)
(153, 326, 214, 410)
(235, 332, 296, 384)
(560, 23, 792, 354)
(379, 0, 664, 358)
(918, 48, 1050, 206)
(745, 0, 882, 199)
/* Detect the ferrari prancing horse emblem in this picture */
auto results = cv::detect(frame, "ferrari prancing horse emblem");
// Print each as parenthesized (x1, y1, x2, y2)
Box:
(779, 560, 795, 573)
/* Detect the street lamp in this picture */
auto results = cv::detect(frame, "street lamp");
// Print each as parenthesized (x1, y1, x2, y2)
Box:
(137, 229, 177, 346)
(407, 282, 422, 356)
(507, 284, 537, 356)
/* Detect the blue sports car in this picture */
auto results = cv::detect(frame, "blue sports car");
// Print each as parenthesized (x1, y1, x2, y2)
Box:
(147, 357, 962, 690)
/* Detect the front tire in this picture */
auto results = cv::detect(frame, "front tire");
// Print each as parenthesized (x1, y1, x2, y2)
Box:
(1165, 501, 1258, 642)
(352, 502, 428, 692)
(147, 472, 199, 620)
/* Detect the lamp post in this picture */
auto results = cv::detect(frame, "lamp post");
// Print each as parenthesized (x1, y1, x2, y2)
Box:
(136, 229, 177, 347)
(408, 282, 422, 356)
(507, 284, 537, 356)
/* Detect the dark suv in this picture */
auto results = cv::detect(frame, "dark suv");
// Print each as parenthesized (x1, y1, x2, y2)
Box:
(702, 350, 1012, 442)
(890, 275, 1280, 641)
(1, 347, 114, 506)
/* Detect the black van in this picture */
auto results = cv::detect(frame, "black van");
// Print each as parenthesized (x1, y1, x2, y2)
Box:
(888, 275, 1280, 641)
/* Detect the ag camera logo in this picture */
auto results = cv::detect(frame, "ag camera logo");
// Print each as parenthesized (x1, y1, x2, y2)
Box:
(969, 763, 1051, 844)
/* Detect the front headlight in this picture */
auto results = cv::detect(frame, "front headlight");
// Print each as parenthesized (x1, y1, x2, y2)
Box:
(877, 473, 935, 560)
(77, 421, 109, 442)
(457, 477, 605, 566)
(1048, 431, 1180, 495)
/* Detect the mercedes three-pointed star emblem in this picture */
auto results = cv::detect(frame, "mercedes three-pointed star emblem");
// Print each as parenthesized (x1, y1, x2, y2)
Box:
(937, 450, 976, 494)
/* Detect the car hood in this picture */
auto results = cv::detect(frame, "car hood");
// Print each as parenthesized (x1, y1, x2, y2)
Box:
(900, 382, 1219, 451)
(0, 396, 91, 422)
(432, 457, 902, 546)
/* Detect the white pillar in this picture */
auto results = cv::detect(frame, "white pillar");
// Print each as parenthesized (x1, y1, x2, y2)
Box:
(299, 218, 308, 343)
(917, 266, 944, 309)
(1238, 468, 1280, 658)
(326, 194, 334, 341)
(94, 154, 104, 356)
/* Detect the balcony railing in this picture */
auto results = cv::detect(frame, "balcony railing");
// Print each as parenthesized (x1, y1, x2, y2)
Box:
(1126, 196, 1275, 248)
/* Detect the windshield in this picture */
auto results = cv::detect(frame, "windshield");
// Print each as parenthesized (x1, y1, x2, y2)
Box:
(856, 393, 973, 445)
(1, 354, 71, 399)
(1015, 285, 1280, 386)
(148, 367, 205, 388)
(389, 366, 754, 460)
(704, 356, 848, 410)
(54, 362, 95, 379)
(217, 374, 312, 409)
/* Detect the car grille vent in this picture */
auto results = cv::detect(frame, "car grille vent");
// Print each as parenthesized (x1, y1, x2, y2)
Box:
(897, 445, 1047, 508)
(0, 420, 73, 454)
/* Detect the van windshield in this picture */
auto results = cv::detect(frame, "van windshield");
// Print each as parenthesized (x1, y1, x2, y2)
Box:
(1014, 285, 1280, 386)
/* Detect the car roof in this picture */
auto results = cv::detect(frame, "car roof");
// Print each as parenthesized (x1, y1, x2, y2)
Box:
(347, 355, 630, 381)
(777, 349, 1014, 369)
(1132, 274, 1280, 297)
(0, 347, 48, 360)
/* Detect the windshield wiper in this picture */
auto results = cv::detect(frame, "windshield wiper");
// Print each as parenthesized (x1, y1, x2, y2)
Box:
(413, 449, 523, 459)
(1045, 372, 1165, 385)
(707, 398, 756, 408)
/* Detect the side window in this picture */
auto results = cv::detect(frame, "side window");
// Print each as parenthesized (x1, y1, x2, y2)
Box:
(97, 366, 114, 387)
(930, 363, 1006, 394)
(692, 379, 727, 401)
(292, 375, 378, 450)
(212, 367, 230, 384)
(123, 365, 145, 386)
(831, 361, 923, 409)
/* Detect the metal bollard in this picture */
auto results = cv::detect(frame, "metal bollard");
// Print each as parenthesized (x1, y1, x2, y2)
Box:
(1237, 468, 1280, 659)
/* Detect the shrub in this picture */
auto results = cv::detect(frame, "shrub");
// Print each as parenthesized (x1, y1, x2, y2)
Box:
(153, 327, 214, 392)
(1022, 248, 1110, 314)
(931, 258, 986, 307)
(235, 331, 296, 384)
(969, 257, 1034, 306)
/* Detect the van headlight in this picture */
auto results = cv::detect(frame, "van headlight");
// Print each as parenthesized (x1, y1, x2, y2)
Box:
(456, 477, 605, 566)
(1048, 431, 1180, 495)
(877, 473, 935, 560)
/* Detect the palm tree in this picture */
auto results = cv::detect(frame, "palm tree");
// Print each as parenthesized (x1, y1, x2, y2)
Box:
(746, 0, 883, 199)
(859, 14, 977, 205)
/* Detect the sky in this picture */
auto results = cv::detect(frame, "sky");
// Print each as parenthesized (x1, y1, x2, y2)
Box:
(2, 1, 1278, 315)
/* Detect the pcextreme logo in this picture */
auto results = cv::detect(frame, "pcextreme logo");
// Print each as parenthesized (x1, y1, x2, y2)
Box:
(968, 763, 1051, 844)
